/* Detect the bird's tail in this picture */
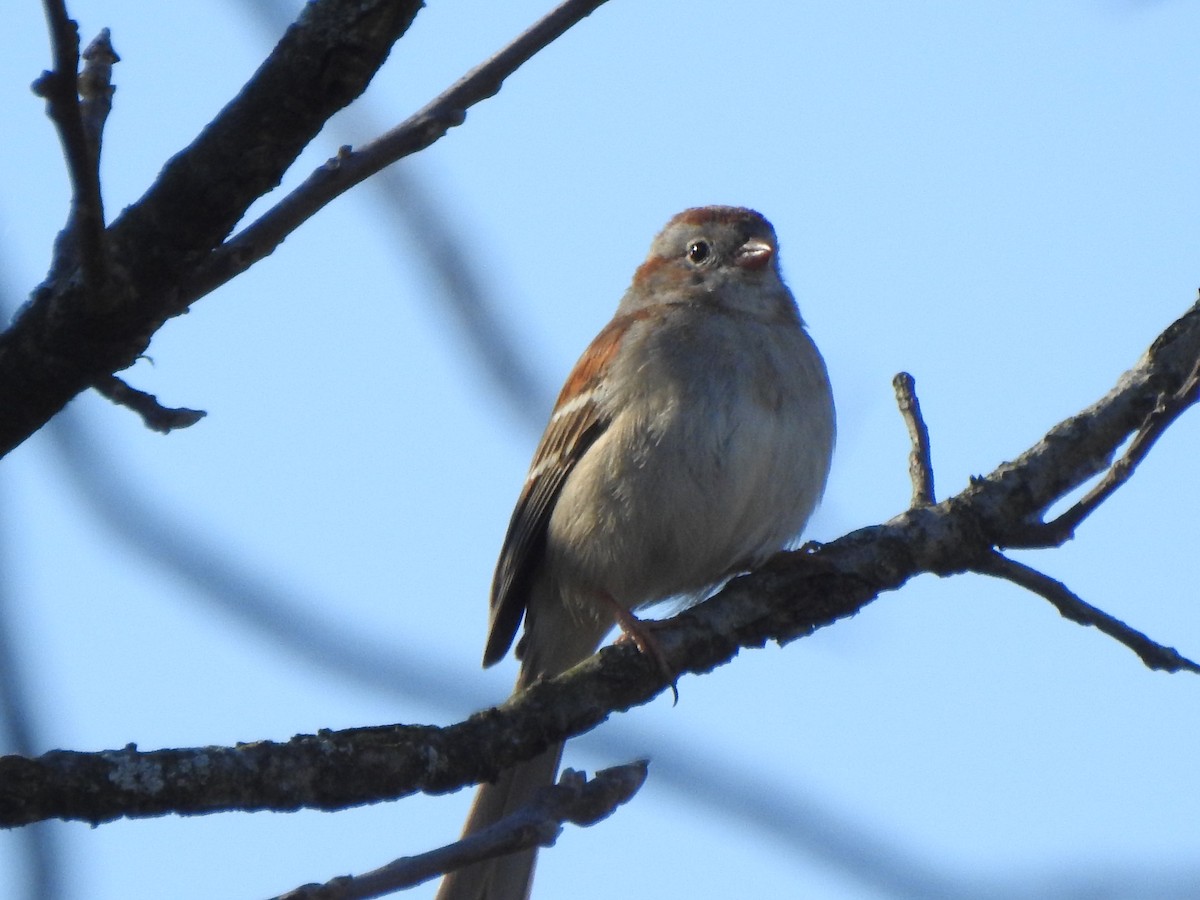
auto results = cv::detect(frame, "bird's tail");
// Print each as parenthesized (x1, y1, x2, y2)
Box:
(437, 589, 612, 900)
(433, 739, 564, 900)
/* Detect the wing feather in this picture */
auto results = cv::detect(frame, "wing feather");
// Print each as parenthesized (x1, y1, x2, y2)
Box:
(482, 313, 643, 666)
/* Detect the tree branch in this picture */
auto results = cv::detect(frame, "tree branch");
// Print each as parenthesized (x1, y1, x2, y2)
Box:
(0, 0, 424, 456)
(1024, 342, 1200, 546)
(2, 300, 1197, 828)
(184, 0, 614, 303)
(91, 375, 206, 433)
(972, 551, 1199, 675)
(893, 371, 936, 507)
(32, 2, 108, 289)
(272, 762, 647, 900)
(77, 28, 118, 166)
(0, 0, 614, 456)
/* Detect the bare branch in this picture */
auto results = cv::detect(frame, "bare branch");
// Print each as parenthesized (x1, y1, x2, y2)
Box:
(971, 301, 1200, 550)
(238, 0, 555, 430)
(32, 400, 966, 898)
(0, 0, 426, 458)
(893, 371, 936, 507)
(973, 551, 1200, 674)
(2, 301, 1197, 829)
(272, 763, 648, 900)
(0, 0, 612, 459)
(184, 0, 615, 303)
(1031, 350, 1200, 546)
(32, 2, 108, 288)
(92, 375, 206, 433)
(77, 29, 118, 156)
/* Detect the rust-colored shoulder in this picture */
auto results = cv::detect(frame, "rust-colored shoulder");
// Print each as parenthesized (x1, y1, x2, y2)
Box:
(485, 310, 652, 666)
(553, 308, 653, 407)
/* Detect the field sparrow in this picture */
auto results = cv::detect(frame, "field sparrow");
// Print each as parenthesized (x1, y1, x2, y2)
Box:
(437, 206, 836, 900)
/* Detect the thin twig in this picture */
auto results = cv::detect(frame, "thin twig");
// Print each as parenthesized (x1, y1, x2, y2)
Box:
(242, 0, 556, 430)
(272, 762, 648, 900)
(78, 29, 119, 156)
(93, 376, 206, 433)
(893, 372, 936, 507)
(182, 0, 614, 303)
(973, 551, 1200, 674)
(33, 2, 108, 288)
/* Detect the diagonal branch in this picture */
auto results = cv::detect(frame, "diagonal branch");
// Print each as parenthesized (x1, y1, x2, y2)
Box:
(182, 0, 614, 303)
(972, 551, 1200, 674)
(1028, 350, 1200, 546)
(272, 763, 647, 900)
(965, 302, 1200, 550)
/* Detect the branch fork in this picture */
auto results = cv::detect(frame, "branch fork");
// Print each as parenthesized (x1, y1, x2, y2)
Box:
(891, 364, 1200, 676)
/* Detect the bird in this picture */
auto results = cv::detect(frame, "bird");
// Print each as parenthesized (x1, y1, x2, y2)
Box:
(436, 205, 836, 900)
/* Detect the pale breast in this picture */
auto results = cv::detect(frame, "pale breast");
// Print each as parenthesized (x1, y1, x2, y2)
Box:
(543, 307, 834, 614)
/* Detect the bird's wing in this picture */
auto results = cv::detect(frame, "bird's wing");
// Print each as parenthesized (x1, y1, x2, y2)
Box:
(482, 313, 641, 667)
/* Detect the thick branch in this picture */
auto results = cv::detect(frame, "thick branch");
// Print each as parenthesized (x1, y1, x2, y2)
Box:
(0, 0, 614, 457)
(2, 302, 1197, 829)
(964, 302, 1200, 548)
(0, 0, 425, 456)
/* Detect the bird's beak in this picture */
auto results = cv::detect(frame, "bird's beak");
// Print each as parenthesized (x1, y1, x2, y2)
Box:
(734, 237, 774, 270)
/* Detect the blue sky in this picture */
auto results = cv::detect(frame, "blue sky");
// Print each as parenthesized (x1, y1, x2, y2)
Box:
(2, 2, 1200, 898)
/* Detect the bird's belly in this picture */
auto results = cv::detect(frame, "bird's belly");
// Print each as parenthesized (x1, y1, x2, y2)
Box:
(544, 390, 828, 612)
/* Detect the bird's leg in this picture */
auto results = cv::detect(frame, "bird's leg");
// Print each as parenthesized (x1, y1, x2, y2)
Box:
(594, 593, 680, 705)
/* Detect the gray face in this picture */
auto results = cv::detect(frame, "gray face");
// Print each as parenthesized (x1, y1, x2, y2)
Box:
(619, 207, 794, 321)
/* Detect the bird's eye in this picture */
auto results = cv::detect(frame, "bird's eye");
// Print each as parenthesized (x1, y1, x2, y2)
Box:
(686, 240, 712, 264)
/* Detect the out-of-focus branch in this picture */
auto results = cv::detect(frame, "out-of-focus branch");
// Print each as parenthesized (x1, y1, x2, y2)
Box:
(0, 480, 65, 900)
(358, 165, 556, 428)
(41, 407, 464, 704)
(3, 300, 1198, 828)
(246, 0, 555, 428)
(183, 0, 614, 304)
(272, 763, 647, 900)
